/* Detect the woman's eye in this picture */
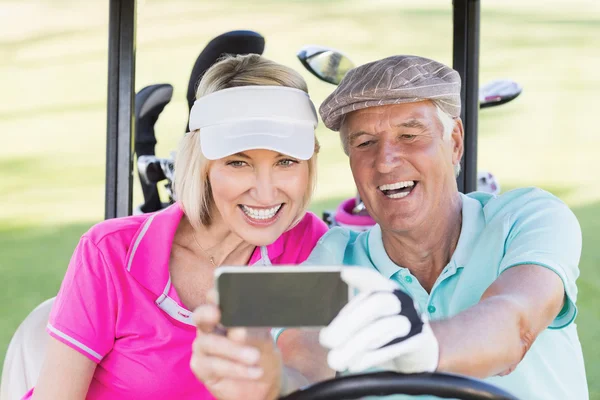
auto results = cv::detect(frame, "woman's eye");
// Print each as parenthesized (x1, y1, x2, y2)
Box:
(278, 158, 298, 167)
(226, 160, 247, 168)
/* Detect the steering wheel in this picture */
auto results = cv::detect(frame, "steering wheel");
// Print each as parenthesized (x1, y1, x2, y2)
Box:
(280, 371, 520, 400)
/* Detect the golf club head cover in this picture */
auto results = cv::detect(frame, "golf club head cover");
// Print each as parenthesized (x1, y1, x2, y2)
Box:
(134, 83, 173, 213)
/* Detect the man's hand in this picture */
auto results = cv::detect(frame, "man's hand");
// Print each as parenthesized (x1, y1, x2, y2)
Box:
(319, 268, 439, 373)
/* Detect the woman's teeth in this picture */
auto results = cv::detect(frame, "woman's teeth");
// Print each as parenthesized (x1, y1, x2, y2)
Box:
(241, 204, 282, 220)
(378, 181, 416, 199)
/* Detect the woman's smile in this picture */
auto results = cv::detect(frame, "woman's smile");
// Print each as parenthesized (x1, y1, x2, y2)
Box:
(239, 203, 285, 226)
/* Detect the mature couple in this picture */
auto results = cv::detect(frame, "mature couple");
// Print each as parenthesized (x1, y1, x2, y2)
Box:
(28, 53, 587, 400)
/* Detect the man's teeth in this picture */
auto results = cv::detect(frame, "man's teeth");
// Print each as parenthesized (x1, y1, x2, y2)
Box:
(387, 192, 410, 199)
(241, 204, 282, 220)
(378, 181, 415, 191)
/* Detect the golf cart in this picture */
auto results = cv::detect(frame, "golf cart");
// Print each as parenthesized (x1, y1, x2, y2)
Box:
(107, 0, 486, 221)
(0, 1, 526, 399)
(102, 1, 521, 399)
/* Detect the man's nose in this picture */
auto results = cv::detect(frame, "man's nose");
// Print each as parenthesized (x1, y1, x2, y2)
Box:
(374, 140, 403, 174)
(250, 170, 278, 204)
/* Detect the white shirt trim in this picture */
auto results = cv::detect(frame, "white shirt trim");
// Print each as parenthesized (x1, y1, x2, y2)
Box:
(47, 323, 103, 361)
(126, 213, 157, 272)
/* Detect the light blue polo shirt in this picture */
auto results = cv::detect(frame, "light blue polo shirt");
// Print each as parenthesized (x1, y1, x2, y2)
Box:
(303, 187, 588, 400)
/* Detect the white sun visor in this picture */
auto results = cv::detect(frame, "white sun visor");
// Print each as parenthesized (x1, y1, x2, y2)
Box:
(188, 86, 318, 160)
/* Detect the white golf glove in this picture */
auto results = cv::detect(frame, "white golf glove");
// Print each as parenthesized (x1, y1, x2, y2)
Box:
(319, 267, 439, 374)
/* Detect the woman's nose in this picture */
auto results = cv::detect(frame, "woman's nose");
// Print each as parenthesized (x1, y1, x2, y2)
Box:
(250, 170, 278, 205)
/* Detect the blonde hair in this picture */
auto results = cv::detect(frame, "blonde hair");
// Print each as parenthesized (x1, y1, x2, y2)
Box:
(339, 101, 461, 176)
(174, 54, 320, 230)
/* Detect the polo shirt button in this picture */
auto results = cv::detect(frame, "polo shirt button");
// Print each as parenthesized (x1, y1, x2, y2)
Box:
(427, 305, 436, 313)
(404, 276, 413, 284)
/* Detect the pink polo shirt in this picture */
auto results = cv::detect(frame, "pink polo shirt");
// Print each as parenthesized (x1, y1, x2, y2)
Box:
(24, 203, 327, 399)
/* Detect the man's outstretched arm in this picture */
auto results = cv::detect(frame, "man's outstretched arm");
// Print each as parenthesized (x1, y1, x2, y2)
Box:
(433, 264, 564, 378)
(318, 264, 566, 378)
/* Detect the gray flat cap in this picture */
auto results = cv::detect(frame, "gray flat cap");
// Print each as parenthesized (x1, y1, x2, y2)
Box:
(319, 55, 462, 131)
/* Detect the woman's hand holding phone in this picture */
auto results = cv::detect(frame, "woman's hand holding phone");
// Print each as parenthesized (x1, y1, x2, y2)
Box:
(191, 289, 283, 400)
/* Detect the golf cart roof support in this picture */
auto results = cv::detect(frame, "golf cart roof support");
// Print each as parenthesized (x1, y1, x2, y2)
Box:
(105, 0, 136, 219)
(103, 0, 479, 219)
(452, 0, 480, 194)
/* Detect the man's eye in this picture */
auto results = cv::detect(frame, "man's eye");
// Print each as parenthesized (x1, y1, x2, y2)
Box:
(401, 134, 417, 140)
(278, 158, 298, 167)
(226, 160, 247, 167)
(356, 140, 374, 148)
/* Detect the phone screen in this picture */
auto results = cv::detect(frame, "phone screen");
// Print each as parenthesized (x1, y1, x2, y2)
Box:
(217, 269, 348, 327)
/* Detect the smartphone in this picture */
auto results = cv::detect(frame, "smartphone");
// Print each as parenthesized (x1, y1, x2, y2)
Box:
(214, 266, 352, 328)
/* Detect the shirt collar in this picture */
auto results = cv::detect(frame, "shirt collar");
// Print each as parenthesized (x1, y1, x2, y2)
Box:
(367, 224, 402, 279)
(127, 203, 280, 294)
(451, 193, 485, 268)
(366, 193, 485, 277)
(126, 203, 183, 296)
(248, 233, 284, 265)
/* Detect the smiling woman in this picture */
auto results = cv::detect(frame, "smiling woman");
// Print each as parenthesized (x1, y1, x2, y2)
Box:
(208, 149, 310, 245)
(173, 55, 321, 249)
(25, 54, 328, 400)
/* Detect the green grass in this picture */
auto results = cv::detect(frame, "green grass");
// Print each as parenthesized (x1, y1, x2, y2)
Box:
(1, 0, 599, 396)
(575, 201, 600, 400)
